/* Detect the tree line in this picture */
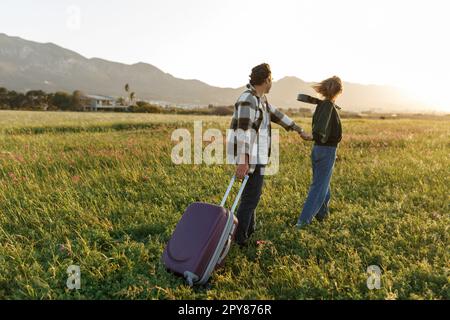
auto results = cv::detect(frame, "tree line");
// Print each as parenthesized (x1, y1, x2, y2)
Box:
(0, 88, 86, 111)
(0, 87, 235, 115)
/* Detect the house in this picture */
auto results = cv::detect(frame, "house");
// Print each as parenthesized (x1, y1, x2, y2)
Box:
(81, 94, 128, 111)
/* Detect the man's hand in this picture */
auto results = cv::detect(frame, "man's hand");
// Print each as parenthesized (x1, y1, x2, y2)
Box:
(236, 163, 249, 179)
(236, 154, 249, 179)
(300, 131, 314, 141)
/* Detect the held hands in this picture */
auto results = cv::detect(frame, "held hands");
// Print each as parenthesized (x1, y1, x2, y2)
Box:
(235, 131, 312, 179)
(299, 131, 314, 141)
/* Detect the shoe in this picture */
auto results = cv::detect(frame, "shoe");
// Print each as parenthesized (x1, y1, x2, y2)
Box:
(316, 208, 333, 222)
(237, 239, 265, 249)
(235, 240, 248, 248)
(296, 221, 308, 230)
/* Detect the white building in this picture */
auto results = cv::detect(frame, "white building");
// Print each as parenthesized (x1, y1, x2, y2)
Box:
(81, 94, 128, 111)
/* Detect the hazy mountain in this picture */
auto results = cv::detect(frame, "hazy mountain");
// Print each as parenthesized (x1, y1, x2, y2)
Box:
(269, 76, 426, 112)
(0, 33, 429, 112)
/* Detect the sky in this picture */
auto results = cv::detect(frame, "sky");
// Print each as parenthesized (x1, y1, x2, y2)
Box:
(1, 0, 449, 111)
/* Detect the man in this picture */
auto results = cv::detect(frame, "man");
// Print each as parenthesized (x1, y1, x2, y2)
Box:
(227, 63, 312, 247)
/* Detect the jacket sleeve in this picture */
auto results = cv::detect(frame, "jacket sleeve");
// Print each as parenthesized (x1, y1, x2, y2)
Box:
(313, 101, 333, 143)
(268, 103, 304, 133)
(235, 96, 257, 160)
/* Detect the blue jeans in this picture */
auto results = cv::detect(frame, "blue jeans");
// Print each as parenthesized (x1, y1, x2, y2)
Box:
(298, 145, 337, 224)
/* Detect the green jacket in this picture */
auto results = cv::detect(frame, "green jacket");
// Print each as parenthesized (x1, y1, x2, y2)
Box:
(312, 100, 342, 146)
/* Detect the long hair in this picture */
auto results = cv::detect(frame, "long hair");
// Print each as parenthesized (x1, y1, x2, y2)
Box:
(312, 76, 343, 101)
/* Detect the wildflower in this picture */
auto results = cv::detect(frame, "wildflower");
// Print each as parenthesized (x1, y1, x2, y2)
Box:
(8, 172, 18, 182)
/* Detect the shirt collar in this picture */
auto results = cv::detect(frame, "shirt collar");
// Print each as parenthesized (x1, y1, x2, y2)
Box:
(246, 83, 257, 95)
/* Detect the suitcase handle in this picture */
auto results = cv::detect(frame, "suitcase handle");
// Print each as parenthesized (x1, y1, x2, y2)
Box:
(220, 175, 249, 214)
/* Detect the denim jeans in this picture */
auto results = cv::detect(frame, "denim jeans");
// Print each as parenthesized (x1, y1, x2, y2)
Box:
(235, 165, 265, 245)
(298, 145, 337, 224)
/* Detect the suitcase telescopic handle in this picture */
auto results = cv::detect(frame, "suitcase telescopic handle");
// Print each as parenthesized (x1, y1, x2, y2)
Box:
(220, 175, 249, 214)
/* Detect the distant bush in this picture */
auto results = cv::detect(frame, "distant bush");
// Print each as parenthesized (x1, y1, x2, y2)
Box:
(128, 104, 234, 116)
(51, 92, 73, 110)
(176, 106, 234, 116)
(211, 106, 234, 116)
(339, 111, 363, 119)
(129, 101, 164, 113)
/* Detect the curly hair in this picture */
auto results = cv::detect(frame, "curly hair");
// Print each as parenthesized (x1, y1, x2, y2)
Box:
(249, 63, 272, 86)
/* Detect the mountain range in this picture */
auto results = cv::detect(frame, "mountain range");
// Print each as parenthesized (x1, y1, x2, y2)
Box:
(0, 33, 429, 112)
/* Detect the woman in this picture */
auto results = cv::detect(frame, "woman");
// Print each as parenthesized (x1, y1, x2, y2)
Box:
(297, 76, 343, 228)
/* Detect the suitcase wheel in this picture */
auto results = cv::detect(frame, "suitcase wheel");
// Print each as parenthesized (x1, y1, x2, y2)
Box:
(184, 271, 199, 287)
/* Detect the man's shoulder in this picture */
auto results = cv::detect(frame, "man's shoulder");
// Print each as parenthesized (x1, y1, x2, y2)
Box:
(236, 90, 258, 107)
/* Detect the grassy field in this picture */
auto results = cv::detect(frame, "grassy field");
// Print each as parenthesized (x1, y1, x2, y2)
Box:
(0, 110, 448, 300)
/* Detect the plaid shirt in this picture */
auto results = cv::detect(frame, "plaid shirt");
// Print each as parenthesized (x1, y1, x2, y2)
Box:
(227, 84, 304, 173)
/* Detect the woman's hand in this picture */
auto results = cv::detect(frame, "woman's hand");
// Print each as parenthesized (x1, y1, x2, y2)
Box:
(300, 131, 314, 141)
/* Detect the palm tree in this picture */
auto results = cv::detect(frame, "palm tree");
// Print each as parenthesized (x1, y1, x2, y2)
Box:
(125, 84, 135, 105)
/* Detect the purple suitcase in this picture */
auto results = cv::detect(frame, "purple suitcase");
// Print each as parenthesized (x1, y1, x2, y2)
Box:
(162, 175, 249, 286)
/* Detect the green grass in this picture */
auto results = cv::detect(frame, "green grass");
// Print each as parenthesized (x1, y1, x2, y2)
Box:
(0, 110, 448, 300)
